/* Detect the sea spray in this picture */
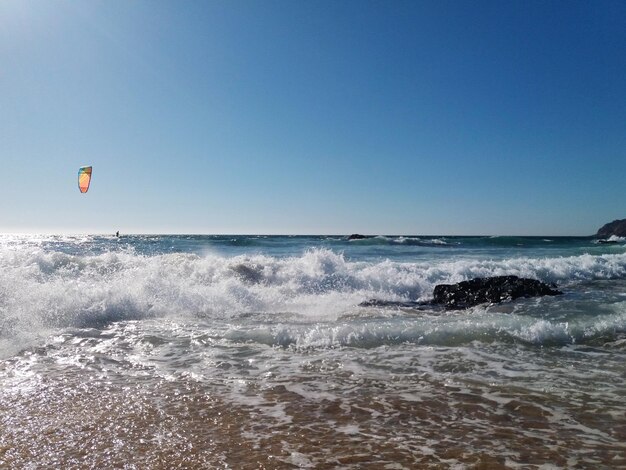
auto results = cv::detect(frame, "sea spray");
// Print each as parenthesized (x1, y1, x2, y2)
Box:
(1, 239, 626, 355)
(1, 235, 626, 468)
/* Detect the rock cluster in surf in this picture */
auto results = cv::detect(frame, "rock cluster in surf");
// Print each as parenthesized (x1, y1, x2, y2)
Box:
(360, 275, 562, 311)
(347, 234, 373, 240)
(432, 275, 562, 310)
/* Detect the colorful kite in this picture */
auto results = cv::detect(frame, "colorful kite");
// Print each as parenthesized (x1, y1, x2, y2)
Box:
(78, 166, 92, 193)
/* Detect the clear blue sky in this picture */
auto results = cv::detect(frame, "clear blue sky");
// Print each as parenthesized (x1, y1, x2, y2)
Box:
(1, 0, 624, 235)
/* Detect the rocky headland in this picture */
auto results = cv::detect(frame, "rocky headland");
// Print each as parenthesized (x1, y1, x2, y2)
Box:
(596, 219, 626, 238)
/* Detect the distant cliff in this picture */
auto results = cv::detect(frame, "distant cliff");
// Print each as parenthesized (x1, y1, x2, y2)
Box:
(596, 219, 626, 238)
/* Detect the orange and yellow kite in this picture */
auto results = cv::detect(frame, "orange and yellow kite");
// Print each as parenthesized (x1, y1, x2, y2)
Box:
(78, 166, 92, 193)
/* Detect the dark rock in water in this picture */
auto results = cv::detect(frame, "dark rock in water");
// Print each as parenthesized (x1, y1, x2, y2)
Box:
(432, 275, 562, 310)
(597, 239, 620, 245)
(361, 276, 562, 312)
(231, 264, 263, 284)
(359, 299, 429, 309)
(347, 234, 372, 240)
(596, 219, 626, 238)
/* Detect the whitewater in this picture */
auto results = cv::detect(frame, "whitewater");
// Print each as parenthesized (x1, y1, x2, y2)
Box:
(1, 234, 625, 468)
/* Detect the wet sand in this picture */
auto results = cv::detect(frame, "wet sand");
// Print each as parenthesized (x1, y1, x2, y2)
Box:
(1, 352, 624, 469)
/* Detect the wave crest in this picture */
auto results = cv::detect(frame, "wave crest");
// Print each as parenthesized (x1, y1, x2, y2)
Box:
(1, 247, 626, 352)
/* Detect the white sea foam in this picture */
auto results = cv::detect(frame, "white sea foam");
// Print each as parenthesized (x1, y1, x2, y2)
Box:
(424, 238, 449, 245)
(1, 245, 626, 355)
(219, 304, 626, 349)
(594, 235, 626, 244)
(2, 236, 625, 468)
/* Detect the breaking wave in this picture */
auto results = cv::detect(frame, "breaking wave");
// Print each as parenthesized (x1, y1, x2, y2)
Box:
(1, 245, 626, 354)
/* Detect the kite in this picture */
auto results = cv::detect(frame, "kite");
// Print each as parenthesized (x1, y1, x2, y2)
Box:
(78, 166, 92, 193)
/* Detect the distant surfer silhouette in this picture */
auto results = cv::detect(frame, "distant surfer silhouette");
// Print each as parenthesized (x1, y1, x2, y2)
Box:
(115, 231, 119, 237)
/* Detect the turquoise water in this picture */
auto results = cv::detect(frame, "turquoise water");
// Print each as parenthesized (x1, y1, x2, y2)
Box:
(1, 234, 625, 468)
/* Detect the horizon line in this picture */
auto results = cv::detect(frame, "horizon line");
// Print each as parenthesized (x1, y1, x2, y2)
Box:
(0, 231, 599, 238)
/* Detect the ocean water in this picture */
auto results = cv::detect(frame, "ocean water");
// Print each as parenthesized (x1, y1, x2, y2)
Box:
(1, 234, 625, 468)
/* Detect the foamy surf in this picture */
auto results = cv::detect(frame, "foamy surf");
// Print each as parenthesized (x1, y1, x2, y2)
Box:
(1, 240, 626, 354)
(1, 235, 625, 468)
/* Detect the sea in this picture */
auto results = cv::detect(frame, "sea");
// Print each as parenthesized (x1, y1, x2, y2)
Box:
(1, 234, 625, 469)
